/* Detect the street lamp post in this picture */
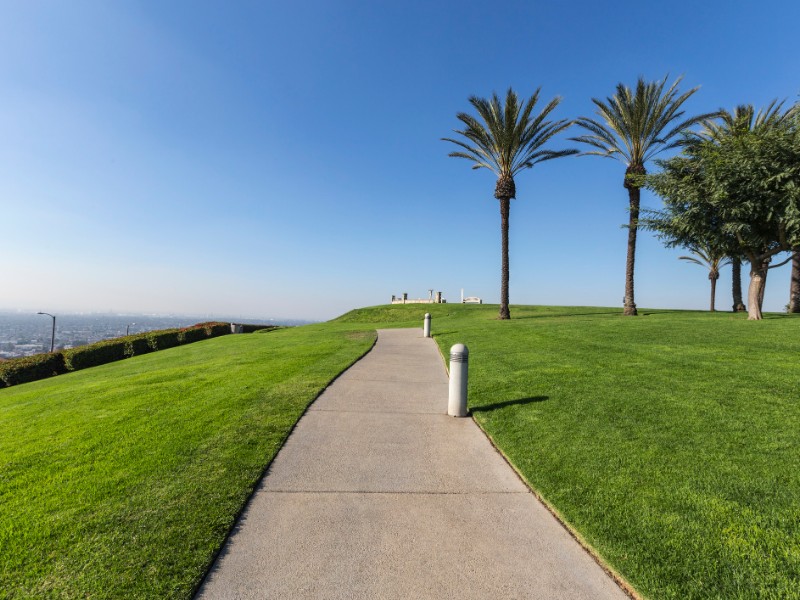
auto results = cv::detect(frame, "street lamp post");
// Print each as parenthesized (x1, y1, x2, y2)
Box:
(37, 312, 56, 353)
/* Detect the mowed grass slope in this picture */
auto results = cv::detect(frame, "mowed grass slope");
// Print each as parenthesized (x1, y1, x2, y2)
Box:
(338, 304, 800, 599)
(4, 303, 799, 599)
(0, 325, 375, 599)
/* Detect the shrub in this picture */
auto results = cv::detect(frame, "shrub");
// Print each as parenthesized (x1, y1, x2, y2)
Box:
(124, 334, 153, 358)
(178, 327, 207, 344)
(65, 339, 128, 371)
(147, 329, 182, 351)
(176, 322, 231, 344)
(0, 352, 67, 387)
(195, 322, 231, 338)
(209, 324, 231, 337)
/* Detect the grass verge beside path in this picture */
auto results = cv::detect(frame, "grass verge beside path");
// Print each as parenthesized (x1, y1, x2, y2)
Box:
(0, 325, 375, 599)
(5, 303, 798, 599)
(337, 304, 800, 599)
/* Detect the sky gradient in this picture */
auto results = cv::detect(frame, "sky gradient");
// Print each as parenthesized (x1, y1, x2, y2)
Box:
(2, 0, 799, 320)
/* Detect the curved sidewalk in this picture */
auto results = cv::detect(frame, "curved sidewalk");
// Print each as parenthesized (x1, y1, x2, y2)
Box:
(197, 328, 629, 599)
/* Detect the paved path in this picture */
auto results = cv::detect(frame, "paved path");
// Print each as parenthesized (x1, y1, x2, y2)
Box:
(197, 329, 629, 599)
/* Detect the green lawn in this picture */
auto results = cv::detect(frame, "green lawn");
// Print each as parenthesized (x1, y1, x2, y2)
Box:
(338, 303, 800, 599)
(0, 325, 375, 599)
(3, 304, 799, 599)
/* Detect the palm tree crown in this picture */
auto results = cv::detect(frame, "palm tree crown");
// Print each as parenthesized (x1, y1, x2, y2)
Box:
(443, 87, 577, 319)
(443, 88, 577, 198)
(699, 100, 794, 142)
(572, 75, 714, 184)
(679, 244, 731, 280)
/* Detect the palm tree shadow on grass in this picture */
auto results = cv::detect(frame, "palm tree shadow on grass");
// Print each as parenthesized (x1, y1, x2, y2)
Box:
(471, 396, 548, 413)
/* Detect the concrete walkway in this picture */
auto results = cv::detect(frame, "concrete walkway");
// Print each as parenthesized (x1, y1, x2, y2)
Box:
(197, 329, 629, 599)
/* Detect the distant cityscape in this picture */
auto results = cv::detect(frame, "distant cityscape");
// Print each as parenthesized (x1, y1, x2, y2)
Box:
(0, 312, 313, 360)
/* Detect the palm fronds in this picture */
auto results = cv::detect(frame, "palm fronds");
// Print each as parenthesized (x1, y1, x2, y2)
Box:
(678, 244, 731, 279)
(572, 76, 717, 168)
(442, 88, 578, 184)
(699, 100, 795, 142)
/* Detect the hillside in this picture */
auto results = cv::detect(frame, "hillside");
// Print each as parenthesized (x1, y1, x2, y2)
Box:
(339, 303, 800, 599)
(0, 325, 375, 598)
(2, 304, 799, 599)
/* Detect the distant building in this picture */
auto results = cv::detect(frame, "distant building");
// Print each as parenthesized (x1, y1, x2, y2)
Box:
(391, 291, 446, 304)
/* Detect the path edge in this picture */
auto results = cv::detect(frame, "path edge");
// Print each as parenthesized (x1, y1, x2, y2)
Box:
(431, 334, 642, 600)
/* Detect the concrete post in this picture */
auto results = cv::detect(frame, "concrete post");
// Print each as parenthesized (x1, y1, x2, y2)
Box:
(423, 313, 431, 338)
(448, 344, 468, 417)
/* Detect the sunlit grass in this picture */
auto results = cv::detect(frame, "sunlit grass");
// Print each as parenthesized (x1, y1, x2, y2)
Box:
(4, 302, 799, 599)
(0, 326, 375, 599)
(340, 304, 800, 599)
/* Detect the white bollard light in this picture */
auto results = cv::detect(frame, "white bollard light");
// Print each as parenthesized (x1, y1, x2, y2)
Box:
(423, 313, 431, 338)
(448, 344, 469, 417)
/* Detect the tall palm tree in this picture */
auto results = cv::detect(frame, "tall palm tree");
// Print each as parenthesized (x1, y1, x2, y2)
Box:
(678, 244, 731, 311)
(572, 76, 714, 315)
(443, 88, 577, 319)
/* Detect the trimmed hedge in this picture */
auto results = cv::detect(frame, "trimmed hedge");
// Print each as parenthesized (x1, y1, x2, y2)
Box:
(124, 334, 153, 358)
(178, 322, 232, 344)
(179, 327, 207, 344)
(147, 329, 182, 351)
(198, 322, 231, 338)
(0, 353, 67, 387)
(65, 339, 128, 372)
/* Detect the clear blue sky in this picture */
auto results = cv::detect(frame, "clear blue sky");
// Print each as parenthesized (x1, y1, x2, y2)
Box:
(2, 0, 798, 320)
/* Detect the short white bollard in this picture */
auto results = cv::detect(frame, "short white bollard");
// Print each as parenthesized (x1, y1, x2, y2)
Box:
(448, 344, 469, 417)
(423, 313, 431, 338)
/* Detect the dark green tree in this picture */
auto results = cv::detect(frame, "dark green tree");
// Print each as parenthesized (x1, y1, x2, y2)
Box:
(573, 76, 714, 315)
(647, 113, 800, 320)
(443, 88, 577, 319)
(697, 102, 796, 314)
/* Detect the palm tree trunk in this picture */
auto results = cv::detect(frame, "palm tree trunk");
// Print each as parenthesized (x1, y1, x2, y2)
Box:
(623, 186, 640, 316)
(710, 276, 717, 312)
(731, 257, 746, 312)
(498, 197, 511, 320)
(789, 248, 800, 313)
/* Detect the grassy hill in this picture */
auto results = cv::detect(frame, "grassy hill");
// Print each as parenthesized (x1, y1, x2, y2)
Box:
(0, 324, 376, 598)
(2, 303, 799, 599)
(338, 303, 800, 599)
